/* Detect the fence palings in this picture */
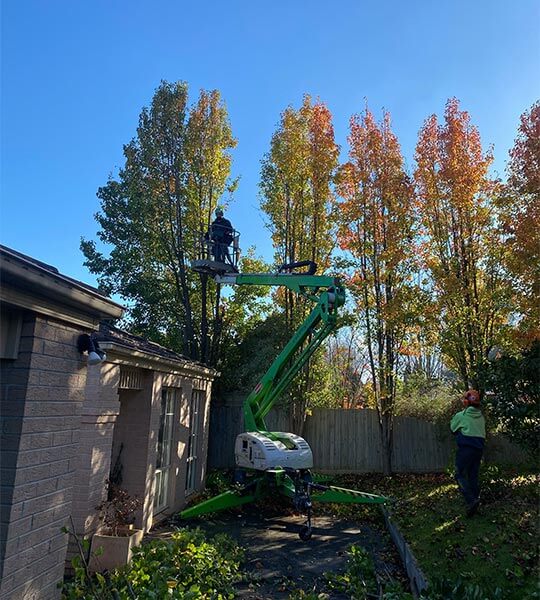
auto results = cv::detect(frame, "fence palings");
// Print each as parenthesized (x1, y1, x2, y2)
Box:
(207, 405, 523, 472)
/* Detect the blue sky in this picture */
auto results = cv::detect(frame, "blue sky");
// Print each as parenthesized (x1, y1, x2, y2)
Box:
(1, 0, 539, 286)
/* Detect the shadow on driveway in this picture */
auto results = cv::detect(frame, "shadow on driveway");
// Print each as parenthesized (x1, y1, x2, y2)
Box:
(150, 508, 408, 599)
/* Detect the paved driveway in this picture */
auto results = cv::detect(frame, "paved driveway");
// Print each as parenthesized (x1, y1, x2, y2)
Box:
(150, 508, 408, 599)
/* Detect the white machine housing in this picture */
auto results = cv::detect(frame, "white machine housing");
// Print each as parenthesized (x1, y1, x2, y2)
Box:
(235, 431, 313, 471)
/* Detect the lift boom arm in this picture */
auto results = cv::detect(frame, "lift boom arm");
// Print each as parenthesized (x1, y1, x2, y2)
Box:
(180, 261, 388, 534)
(215, 268, 345, 434)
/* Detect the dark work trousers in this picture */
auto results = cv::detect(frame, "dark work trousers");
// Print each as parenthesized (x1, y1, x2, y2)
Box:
(212, 241, 230, 263)
(455, 445, 483, 506)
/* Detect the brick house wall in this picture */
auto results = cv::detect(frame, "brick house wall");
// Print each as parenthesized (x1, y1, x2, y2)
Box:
(108, 369, 156, 531)
(0, 245, 123, 600)
(65, 333, 217, 567)
(69, 362, 121, 542)
(1, 246, 217, 598)
(100, 354, 215, 534)
(0, 316, 115, 600)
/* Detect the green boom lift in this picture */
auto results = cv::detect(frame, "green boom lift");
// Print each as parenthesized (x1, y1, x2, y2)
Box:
(183, 248, 387, 540)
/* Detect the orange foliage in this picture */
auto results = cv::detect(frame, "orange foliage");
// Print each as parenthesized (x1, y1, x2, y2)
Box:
(499, 100, 540, 340)
(414, 98, 506, 388)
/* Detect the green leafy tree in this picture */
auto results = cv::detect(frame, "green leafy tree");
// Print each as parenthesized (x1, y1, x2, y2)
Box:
(322, 327, 369, 409)
(214, 251, 275, 394)
(483, 341, 540, 456)
(81, 81, 238, 363)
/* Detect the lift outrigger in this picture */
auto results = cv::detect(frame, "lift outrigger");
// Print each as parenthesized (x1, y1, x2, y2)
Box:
(183, 238, 387, 540)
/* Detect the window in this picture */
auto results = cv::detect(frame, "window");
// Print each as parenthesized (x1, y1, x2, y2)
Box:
(185, 388, 205, 495)
(154, 387, 178, 512)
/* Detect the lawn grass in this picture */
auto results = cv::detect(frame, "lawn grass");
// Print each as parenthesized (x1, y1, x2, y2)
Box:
(328, 464, 539, 599)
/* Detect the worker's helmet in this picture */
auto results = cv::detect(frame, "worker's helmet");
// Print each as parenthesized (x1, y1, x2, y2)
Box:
(464, 389, 480, 406)
(215, 207, 224, 217)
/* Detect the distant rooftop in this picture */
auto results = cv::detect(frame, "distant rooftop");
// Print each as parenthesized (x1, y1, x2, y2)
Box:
(98, 321, 192, 364)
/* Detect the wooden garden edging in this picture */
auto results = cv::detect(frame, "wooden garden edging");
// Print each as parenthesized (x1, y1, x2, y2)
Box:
(381, 506, 428, 598)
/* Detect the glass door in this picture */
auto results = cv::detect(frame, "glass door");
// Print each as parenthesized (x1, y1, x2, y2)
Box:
(154, 387, 177, 512)
(185, 389, 204, 495)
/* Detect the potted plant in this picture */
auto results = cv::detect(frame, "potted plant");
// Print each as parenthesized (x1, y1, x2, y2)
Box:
(89, 482, 143, 572)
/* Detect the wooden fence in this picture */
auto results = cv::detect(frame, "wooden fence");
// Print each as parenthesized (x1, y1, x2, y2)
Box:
(207, 405, 524, 473)
(208, 406, 453, 472)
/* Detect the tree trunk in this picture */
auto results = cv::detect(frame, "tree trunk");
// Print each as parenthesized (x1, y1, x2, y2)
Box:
(200, 272, 209, 364)
(379, 412, 393, 475)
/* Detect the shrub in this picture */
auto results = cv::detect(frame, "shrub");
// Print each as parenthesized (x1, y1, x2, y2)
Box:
(395, 371, 456, 424)
(60, 528, 245, 599)
(95, 482, 142, 535)
(420, 576, 503, 600)
(482, 340, 540, 456)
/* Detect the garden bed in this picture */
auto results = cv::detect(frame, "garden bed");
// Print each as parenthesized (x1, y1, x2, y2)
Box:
(171, 464, 538, 598)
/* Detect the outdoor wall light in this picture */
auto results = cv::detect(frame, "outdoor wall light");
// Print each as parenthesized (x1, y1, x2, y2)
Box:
(77, 333, 107, 365)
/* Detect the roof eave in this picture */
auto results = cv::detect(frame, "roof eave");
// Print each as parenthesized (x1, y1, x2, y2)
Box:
(100, 341, 219, 380)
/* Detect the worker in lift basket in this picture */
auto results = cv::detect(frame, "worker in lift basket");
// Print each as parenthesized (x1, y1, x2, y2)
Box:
(208, 207, 234, 264)
(450, 389, 486, 517)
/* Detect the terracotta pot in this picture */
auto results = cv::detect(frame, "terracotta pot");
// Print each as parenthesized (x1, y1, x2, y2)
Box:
(88, 528, 144, 572)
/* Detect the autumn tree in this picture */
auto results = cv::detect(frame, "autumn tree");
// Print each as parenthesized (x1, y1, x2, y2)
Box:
(81, 81, 239, 363)
(260, 96, 339, 322)
(414, 98, 509, 391)
(497, 100, 540, 342)
(336, 107, 416, 474)
(259, 96, 339, 431)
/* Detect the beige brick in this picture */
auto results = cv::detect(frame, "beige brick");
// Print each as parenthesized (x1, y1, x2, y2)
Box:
(7, 516, 33, 539)
(18, 432, 54, 451)
(21, 416, 66, 433)
(49, 459, 72, 477)
(8, 501, 24, 521)
(39, 370, 80, 387)
(22, 490, 69, 517)
(52, 431, 74, 446)
(19, 463, 52, 483)
(31, 507, 55, 530)
(26, 402, 79, 417)
(42, 338, 82, 359)
(53, 501, 73, 521)
(3, 536, 19, 558)
(10, 482, 37, 503)
(49, 531, 69, 553)
(35, 476, 60, 496)
(17, 524, 62, 553)
(31, 354, 80, 373)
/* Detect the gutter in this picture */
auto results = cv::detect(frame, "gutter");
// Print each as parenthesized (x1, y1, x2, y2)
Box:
(0, 247, 124, 322)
